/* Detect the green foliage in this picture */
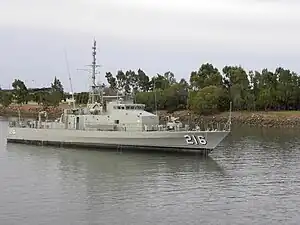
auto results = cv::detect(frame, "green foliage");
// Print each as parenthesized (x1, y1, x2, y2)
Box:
(75, 92, 89, 105)
(0, 91, 13, 107)
(104, 65, 300, 115)
(50, 77, 64, 107)
(3, 64, 300, 116)
(188, 86, 225, 115)
(190, 63, 222, 89)
(12, 79, 29, 104)
(0, 77, 65, 108)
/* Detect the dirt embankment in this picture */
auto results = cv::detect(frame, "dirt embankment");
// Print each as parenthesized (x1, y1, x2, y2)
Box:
(158, 110, 300, 128)
(0, 104, 68, 119)
(1, 104, 300, 128)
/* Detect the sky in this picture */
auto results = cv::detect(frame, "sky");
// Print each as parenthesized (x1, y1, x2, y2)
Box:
(0, 0, 299, 92)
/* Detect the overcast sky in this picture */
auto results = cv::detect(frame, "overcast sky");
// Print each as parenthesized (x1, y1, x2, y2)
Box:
(0, 0, 299, 92)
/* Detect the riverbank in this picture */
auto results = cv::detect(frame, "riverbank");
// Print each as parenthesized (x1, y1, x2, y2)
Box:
(0, 104, 67, 119)
(1, 104, 300, 128)
(158, 110, 300, 128)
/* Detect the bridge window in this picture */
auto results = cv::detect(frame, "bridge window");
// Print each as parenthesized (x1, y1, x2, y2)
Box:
(114, 105, 145, 110)
(114, 120, 119, 124)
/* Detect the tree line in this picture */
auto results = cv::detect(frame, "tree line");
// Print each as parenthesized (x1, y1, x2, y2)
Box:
(104, 64, 300, 114)
(1, 63, 300, 114)
(0, 77, 64, 108)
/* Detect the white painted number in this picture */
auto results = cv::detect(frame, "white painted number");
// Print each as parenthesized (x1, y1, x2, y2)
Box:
(184, 135, 207, 145)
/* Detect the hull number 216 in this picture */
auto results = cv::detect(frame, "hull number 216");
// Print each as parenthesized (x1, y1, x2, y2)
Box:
(184, 134, 207, 145)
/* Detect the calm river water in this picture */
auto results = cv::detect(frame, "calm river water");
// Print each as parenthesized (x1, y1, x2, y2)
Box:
(0, 120, 300, 225)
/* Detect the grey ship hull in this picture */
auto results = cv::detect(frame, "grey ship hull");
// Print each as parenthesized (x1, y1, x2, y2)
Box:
(7, 127, 229, 154)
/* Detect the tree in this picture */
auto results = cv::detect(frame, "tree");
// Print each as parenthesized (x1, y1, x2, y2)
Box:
(188, 85, 225, 115)
(222, 66, 251, 110)
(75, 92, 89, 105)
(105, 72, 117, 90)
(50, 77, 64, 107)
(0, 91, 12, 107)
(151, 74, 170, 90)
(12, 79, 29, 104)
(137, 69, 150, 92)
(190, 63, 223, 90)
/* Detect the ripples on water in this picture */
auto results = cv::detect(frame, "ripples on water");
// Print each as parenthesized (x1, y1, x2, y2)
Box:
(0, 121, 300, 225)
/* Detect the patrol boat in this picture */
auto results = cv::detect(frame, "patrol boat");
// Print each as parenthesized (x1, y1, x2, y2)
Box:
(7, 40, 231, 154)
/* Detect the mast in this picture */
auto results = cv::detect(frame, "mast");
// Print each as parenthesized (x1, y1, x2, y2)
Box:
(64, 48, 75, 109)
(78, 39, 102, 106)
(153, 78, 157, 115)
(91, 39, 97, 104)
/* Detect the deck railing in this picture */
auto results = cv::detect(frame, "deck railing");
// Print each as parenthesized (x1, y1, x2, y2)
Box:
(8, 118, 231, 132)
